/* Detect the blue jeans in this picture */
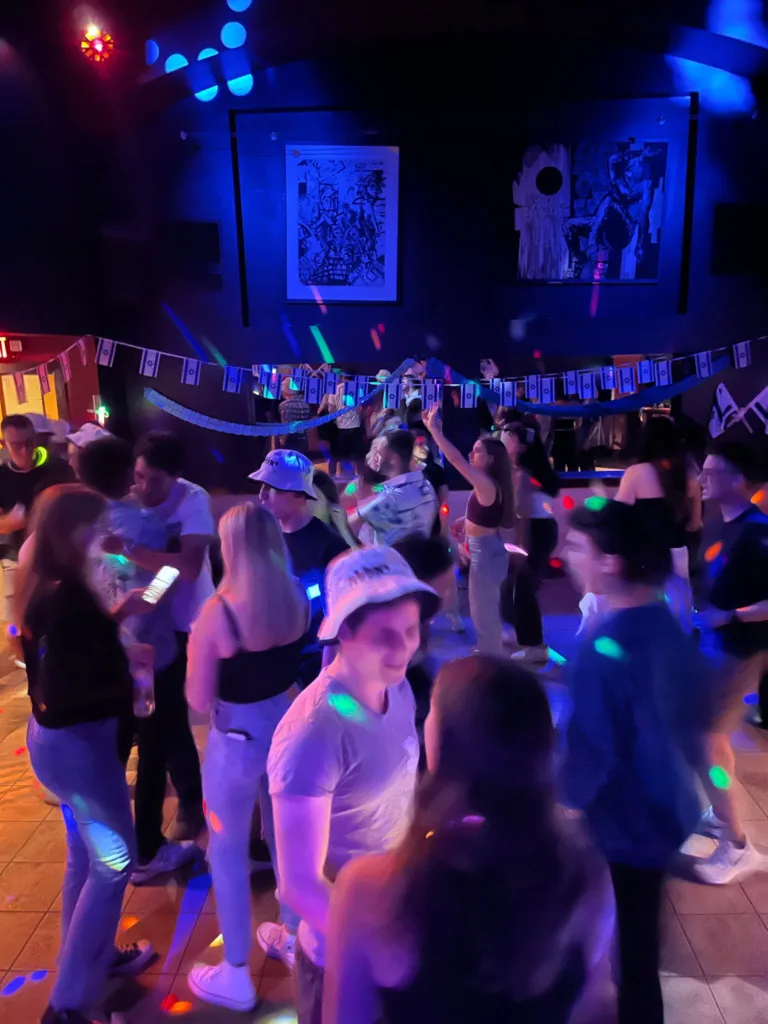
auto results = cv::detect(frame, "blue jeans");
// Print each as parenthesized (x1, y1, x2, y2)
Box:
(468, 532, 508, 655)
(204, 694, 294, 966)
(27, 716, 135, 1014)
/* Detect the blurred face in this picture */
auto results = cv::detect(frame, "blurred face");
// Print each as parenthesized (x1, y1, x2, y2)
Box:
(339, 597, 422, 686)
(134, 456, 175, 507)
(469, 439, 491, 470)
(259, 484, 306, 523)
(3, 426, 36, 471)
(699, 455, 743, 503)
(379, 439, 407, 479)
(563, 528, 617, 596)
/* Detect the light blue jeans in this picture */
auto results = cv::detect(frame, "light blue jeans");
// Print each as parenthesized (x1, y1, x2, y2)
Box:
(468, 532, 509, 655)
(27, 716, 135, 1014)
(204, 694, 294, 966)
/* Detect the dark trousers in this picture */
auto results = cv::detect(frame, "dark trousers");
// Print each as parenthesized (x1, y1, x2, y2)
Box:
(295, 942, 324, 1024)
(501, 518, 558, 647)
(609, 861, 665, 1024)
(118, 632, 203, 863)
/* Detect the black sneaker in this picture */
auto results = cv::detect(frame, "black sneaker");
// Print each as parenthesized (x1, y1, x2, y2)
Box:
(169, 804, 206, 841)
(109, 940, 155, 976)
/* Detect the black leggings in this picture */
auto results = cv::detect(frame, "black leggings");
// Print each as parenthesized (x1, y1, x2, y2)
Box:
(500, 518, 558, 647)
(609, 861, 665, 1024)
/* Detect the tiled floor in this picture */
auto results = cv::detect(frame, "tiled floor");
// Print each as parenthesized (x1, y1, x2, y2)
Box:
(2, 586, 768, 1022)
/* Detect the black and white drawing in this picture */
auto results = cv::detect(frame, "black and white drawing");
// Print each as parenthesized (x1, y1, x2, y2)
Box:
(514, 141, 668, 282)
(285, 145, 400, 302)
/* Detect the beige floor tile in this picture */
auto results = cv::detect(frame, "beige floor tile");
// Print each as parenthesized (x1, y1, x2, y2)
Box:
(680, 913, 768, 976)
(667, 879, 753, 915)
(104, 973, 176, 1024)
(661, 911, 703, 977)
(201, 878, 279, 925)
(118, 911, 198, 976)
(0, 970, 56, 1022)
(13, 912, 61, 971)
(125, 871, 212, 917)
(745, 820, 768, 849)
(0, 820, 39, 858)
(179, 910, 267, 976)
(13, 820, 66, 862)
(162, 973, 258, 1021)
(709, 976, 768, 1023)
(0, 765, 27, 788)
(0, 911, 43, 970)
(0, 785, 53, 822)
(0, 860, 64, 912)
(256, 969, 295, 1009)
(662, 976, 726, 1023)
(733, 778, 767, 821)
(741, 873, 768, 914)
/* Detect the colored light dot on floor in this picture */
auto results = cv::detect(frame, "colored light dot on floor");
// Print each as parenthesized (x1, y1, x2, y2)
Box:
(160, 994, 178, 1013)
(705, 541, 723, 563)
(14, 747, 25, 756)
(562, 495, 576, 511)
(543, 502, 553, 514)
(709, 766, 731, 790)
(121, 915, 139, 930)
(344, 482, 356, 495)
(29, 971, 47, 983)
(530, 478, 542, 488)
(585, 495, 609, 512)
(169, 1001, 193, 1015)
(593, 636, 625, 660)
(425, 831, 434, 839)
(210, 933, 224, 948)
(1, 976, 27, 996)
(751, 490, 766, 505)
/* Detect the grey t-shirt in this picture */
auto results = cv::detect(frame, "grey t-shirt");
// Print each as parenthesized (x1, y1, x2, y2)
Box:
(267, 669, 419, 966)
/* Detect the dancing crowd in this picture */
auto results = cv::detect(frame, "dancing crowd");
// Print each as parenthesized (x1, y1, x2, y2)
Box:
(1, 395, 767, 1024)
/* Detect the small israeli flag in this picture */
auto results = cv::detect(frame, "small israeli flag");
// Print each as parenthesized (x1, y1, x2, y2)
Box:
(292, 365, 306, 381)
(540, 377, 555, 404)
(638, 360, 655, 385)
(502, 380, 517, 406)
(733, 341, 751, 369)
(222, 366, 243, 393)
(255, 365, 272, 387)
(460, 382, 477, 408)
(565, 371, 578, 396)
(306, 376, 321, 404)
(265, 373, 282, 400)
(490, 378, 503, 402)
(423, 379, 442, 408)
(324, 373, 338, 395)
(181, 358, 201, 386)
(77, 337, 88, 368)
(38, 364, 51, 396)
(383, 383, 401, 409)
(355, 375, 368, 404)
(96, 338, 117, 367)
(579, 373, 596, 400)
(695, 351, 713, 378)
(655, 360, 672, 387)
(59, 349, 72, 383)
(601, 366, 616, 390)
(526, 375, 540, 401)
(139, 349, 160, 378)
(618, 366, 636, 394)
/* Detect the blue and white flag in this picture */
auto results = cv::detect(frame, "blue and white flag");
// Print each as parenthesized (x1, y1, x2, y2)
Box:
(324, 373, 338, 395)
(618, 366, 636, 394)
(565, 371, 578, 396)
(461, 382, 478, 408)
(423, 379, 442, 408)
(38, 364, 51, 396)
(655, 360, 672, 387)
(139, 349, 160, 378)
(695, 351, 713, 378)
(733, 341, 751, 369)
(384, 383, 401, 409)
(264, 373, 282, 400)
(222, 366, 243, 393)
(58, 349, 72, 384)
(502, 380, 517, 406)
(96, 337, 117, 367)
(579, 372, 596, 400)
(255, 365, 272, 387)
(181, 358, 201, 386)
(638, 360, 655, 385)
(305, 376, 321, 404)
(292, 365, 306, 382)
(601, 366, 616, 390)
(355, 375, 368, 403)
(540, 377, 555, 404)
(490, 378, 503, 402)
(526, 375, 540, 401)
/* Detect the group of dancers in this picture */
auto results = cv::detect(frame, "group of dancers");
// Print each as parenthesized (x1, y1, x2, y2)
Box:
(1, 396, 768, 1024)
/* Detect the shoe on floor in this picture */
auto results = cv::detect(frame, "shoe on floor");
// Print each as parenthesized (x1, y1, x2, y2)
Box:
(42, 787, 61, 807)
(40, 1009, 97, 1023)
(130, 841, 199, 885)
(109, 940, 155, 976)
(188, 961, 257, 1012)
(693, 837, 763, 885)
(696, 805, 726, 839)
(169, 804, 206, 842)
(257, 921, 296, 971)
(510, 644, 550, 665)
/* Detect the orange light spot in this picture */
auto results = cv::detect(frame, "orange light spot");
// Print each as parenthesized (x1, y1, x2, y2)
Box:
(440, 504, 449, 516)
(425, 831, 434, 839)
(370, 329, 382, 351)
(751, 490, 766, 505)
(160, 994, 178, 1013)
(169, 1001, 193, 1015)
(208, 810, 223, 834)
(705, 542, 723, 563)
(121, 915, 139, 931)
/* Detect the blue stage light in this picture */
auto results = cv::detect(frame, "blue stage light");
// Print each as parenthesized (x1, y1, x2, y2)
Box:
(195, 86, 219, 102)
(198, 47, 219, 61)
(221, 21, 247, 48)
(145, 39, 160, 65)
(227, 0, 253, 10)
(227, 73, 254, 96)
(164, 53, 189, 74)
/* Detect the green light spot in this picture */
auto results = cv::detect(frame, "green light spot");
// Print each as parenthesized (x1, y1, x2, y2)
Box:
(309, 325, 335, 364)
(373, 484, 385, 493)
(344, 482, 357, 496)
(585, 495, 610, 512)
(548, 647, 567, 665)
(328, 692, 366, 722)
(593, 636, 625, 660)
(709, 766, 731, 790)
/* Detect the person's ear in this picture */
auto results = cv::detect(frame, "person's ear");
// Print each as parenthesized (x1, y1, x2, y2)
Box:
(601, 553, 622, 578)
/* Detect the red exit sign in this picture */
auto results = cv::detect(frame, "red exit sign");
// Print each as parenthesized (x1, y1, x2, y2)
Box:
(0, 338, 22, 362)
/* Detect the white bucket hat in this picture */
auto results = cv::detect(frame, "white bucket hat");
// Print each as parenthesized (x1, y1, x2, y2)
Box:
(66, 422, 113, 448)
(318, 546, 439, 642)
(249, 449, 317, 499)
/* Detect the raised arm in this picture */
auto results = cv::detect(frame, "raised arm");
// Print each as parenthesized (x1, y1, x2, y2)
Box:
(422, 406, 496, 505)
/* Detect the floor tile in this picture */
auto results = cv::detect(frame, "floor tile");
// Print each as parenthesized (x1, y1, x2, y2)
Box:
(745, 820, 768, 849)
(13, 821, 66, 862)
(0, 912, 43, 970)
(0, 970, 56, 1023)
(255, 971, 295, 1012)
(180, 911, 267, 976)
(0, 785, 54, 822)
(12, 912, 60, 971)
(104, 973, 176, 1024)
(661, 976, 726, 1023)
(125, 871, 212, 917)
(118, 911, 198, 976)
(0, 820, 39, 858)
(733, 778, 767, 821)
(709, 976, 768, 1023)
(660, 911, 703, 977)
(0, 860, 64, 912)
(667, 879, 753, 915)
(741, 873, 768, 914)
(680, 913, 768, 976)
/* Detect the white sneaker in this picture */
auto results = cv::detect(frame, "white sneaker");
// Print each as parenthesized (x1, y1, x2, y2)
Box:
(696, 805, 726, 839)
(188, 961, 257, 1012)
(256, 922, 296, 971)
(130, 841, 199, 885)
(694, 837, 764, 885)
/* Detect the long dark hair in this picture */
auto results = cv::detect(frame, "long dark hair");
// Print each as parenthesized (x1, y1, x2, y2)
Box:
(506, 420, 561, 497)
(635, 416, 689, 521)
(395, 656, 595, 1001)
(478, 436, 516, 528)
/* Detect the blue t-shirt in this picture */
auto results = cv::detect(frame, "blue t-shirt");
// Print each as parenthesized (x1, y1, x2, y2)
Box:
(561, 603, 714, 868)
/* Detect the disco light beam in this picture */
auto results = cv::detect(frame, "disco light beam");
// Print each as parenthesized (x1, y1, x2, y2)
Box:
(310, 286, 327, 315)
(370, 329, 382, 350)
(280, 314, 302, 357)
(309, 325, 334, 364)
(200, 336, 227, 369)
(161, 304, 208, 362)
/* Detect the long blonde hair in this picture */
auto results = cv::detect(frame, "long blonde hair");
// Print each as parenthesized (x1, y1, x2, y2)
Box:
(218, 502, 307, 649)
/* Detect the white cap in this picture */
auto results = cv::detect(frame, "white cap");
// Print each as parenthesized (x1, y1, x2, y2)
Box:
(27, 413, 52, 435)
(66, 422, 113, 448)
(318, 546, 439, 642)
(249, 449, 317, 499)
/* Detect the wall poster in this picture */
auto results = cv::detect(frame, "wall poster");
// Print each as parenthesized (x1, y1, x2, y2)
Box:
(285, 145, 400, 302)
(513, 141, 668, 282)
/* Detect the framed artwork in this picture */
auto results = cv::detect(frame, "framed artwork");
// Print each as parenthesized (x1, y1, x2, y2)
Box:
(513, 141, 669, 282)
(285, 145, 400, 302)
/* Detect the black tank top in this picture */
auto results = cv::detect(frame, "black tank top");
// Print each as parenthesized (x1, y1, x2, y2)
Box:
(466, 484, 504, 529)
(379, 944, 585, 1024)
(216, 597, 306, 704)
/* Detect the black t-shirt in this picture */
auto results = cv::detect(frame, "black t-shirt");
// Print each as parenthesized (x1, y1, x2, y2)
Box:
(695, 507, 768, 658)
(0, 457, 75, 559)
(283, 516, 348, 644)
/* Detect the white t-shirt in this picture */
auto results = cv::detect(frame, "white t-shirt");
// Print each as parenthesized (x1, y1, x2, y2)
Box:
(150, 479, 215, 632)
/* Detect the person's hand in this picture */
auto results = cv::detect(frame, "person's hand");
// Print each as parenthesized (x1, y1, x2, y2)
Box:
(692, 607, 732, 631)
(2, 504, 26, 533)
(114, 589, 154, 621)
(423, 405, 442, 435)
(101, 533, 125, 556)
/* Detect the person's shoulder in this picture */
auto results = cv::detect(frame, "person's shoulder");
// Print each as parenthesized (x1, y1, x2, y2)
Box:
(177, 479, 211, 507)
(274, 673, 338, 732)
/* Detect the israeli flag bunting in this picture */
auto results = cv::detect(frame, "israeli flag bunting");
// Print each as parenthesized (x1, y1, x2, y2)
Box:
(181, 358, 201, 386)
(324, 373, 338, 395)
(96, 338, 117, 367)
(77, 337, 88, 368)
(502, 380, 517, 406)
(733, 341, 751, 369)
(638, 360, 655, 385)
(58, 349, 72, 383)
(139, 349, 160, 378)
(13, 372, 26, 405)
(695, 351, 713, 378)
(655, 360, 672, 387)
(460, 382, 477, 408)
(579, 372, 596, 400)
(383, 383, 401, 409)
(526, 375, 540, 401)
(423, 379, 442, 408)
(540, 377, 555, 404)
(305, 376, 321, 404)
(38, 364, 51, 396)
(222, 366, 243, 393)
(601, 366, 616, 390)
(618, 366, 636, 394)
(490, 378, 503, 402)
(565, 371, 578, 396)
